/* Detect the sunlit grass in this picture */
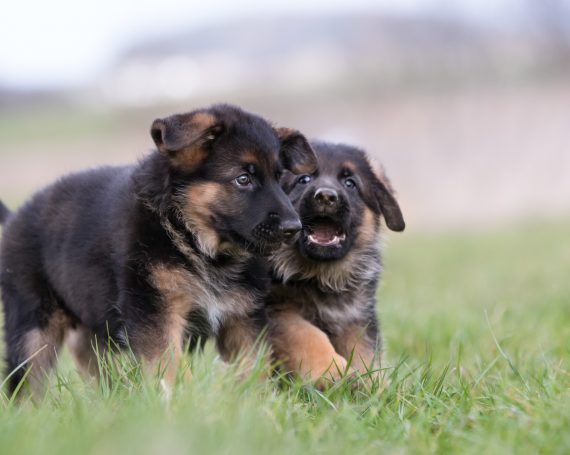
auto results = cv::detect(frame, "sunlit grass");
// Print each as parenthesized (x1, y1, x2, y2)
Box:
(1, 220, 569, 454)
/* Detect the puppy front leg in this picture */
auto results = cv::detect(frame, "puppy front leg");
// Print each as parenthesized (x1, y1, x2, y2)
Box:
(137, 264, 196, 395)
(216, 315, 267, 376)
(331, 322, 382, 386)
(269, 310, 353, 389)
(129, 316, 192, 398)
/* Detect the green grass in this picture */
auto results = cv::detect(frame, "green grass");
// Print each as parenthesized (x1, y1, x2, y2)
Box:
(1, 220, 569, 454)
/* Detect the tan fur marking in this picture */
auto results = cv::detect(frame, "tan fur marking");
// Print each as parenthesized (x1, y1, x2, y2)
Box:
(342, 161, 358, 173)
(183, 182, 223, 257)
(216, 315, 268, 377)
(172, 147, 208, 170)
(66, 325, 100, 378)
(343, 160, 382, 243)
(239, 151, 259, 165)
(274, 127, 294, 140)
(170, 112, 217, 169)
(22, 329, 55, 393)
(21, 309, 70, 395)
(356, 206, 378, 247)
(271, 310, 353, 389)
(192, 112, 217, 130)
(145, 344, 191, 388)
(144, 264, 195, 389)
(217, 316, 257, 362)
(150, 264, 194, 350)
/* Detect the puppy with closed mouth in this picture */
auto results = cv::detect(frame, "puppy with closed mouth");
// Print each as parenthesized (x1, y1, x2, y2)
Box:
(266, 141, 404, 388)
(0, 104, 317, 397)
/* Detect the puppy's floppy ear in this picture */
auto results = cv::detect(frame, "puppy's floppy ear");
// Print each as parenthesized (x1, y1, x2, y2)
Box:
(362, 158, 405, 232)
(151, 111, 223, 169)
(275, 127, 318, 175)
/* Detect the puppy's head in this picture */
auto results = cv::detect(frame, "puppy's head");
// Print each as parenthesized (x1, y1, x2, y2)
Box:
(150, 104, 317, 257)
(280, 142, 404, 261)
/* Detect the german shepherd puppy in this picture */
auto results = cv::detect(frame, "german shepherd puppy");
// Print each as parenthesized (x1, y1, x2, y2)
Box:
(266, 142, 404, 388)
(0, 104, 317, 396)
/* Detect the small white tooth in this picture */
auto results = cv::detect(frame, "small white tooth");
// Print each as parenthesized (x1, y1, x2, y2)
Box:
(308, 234, 343, 246)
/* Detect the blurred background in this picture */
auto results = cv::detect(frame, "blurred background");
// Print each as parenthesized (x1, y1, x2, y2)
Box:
(1, 0, 569, 230)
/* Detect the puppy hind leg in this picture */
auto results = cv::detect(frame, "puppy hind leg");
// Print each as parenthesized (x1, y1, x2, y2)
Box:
(4, 310, 69, 398)
(66, 325, 101, 380)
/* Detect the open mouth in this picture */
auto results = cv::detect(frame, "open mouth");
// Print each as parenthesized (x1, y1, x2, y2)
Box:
(305, 218, 346, 247)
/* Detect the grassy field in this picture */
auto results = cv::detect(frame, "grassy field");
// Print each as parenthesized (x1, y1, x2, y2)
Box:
(0, 220, 569, 454)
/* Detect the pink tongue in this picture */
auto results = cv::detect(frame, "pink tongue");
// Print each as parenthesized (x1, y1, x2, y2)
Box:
(312, 223, 337, 242)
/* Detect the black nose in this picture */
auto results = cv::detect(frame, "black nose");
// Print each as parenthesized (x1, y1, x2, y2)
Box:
(314, 187, 338, 206)
(280, 218, 302, 239)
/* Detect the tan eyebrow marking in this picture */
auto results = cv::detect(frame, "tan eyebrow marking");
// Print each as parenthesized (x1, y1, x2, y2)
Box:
(341, 161, 357, 174)
(239, 151, 259, 165)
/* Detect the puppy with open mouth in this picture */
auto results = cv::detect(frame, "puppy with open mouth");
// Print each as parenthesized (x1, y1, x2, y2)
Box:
(267, 141, 405, 388)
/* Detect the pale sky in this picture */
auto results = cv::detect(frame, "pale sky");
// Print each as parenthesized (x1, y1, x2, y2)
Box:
(0, 0, 520, 89)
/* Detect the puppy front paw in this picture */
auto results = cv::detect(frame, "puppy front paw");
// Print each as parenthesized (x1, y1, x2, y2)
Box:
(310, 354, 356, 390)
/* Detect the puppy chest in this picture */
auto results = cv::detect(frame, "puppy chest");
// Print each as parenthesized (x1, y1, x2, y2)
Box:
(150, 264, 258, 334)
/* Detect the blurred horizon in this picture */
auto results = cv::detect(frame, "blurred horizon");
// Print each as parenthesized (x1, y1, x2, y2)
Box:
(0, 0, 541, 91)
(1, 0, 569, 231)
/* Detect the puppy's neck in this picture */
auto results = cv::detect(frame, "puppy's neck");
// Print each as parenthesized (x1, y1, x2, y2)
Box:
(161, 210, 249, 263)
(270, 240, 381, 293)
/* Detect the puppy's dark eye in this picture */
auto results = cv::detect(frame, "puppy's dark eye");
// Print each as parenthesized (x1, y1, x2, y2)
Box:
(235, 174, 252, 186)
(344, 178, 356, 189)
(298, 175, 312, 184)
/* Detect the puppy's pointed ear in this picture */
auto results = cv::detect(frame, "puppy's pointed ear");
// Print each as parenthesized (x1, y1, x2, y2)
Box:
(363, 158, 405, 232)
(277, 170, 298, 194)
(275, 127, 318, 175)
(151, 111, 223, 169)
